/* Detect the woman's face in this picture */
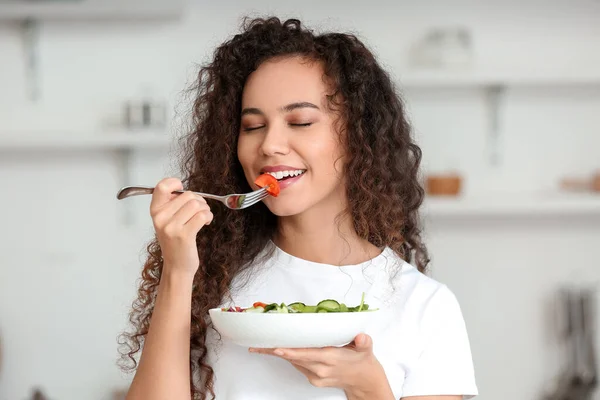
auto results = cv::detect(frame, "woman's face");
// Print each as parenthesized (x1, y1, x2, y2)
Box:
(237, 56, 346, 217)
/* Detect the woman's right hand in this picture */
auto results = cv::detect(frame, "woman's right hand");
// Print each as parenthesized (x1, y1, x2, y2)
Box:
(150, 177, 214, 277)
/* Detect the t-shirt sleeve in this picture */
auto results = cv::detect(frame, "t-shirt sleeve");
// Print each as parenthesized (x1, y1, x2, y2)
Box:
(401, 284, 478, 399)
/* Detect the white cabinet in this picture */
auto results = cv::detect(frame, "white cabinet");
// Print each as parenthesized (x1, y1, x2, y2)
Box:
(0, 0, 186, 21)
(1, 0, 188, 101)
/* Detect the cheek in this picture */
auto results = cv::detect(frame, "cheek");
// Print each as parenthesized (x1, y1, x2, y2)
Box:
(305, 138, 344, 175)
(237, 136, 254, 170)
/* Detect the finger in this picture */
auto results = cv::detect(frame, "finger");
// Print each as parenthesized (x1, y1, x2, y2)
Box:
(290, 362, 335, 388)
(291, 363, 315, 377)
(158, 191, 206, 220)
(150, 178, 184, 213)
(353, 333, 373, 353)
(170, 199, 210, 227)
(153, 193, 206, 229)
(286, 358, 322, 371)
(248, 348, 278, 356)
(183, 209, 213, 235)
(291, 362, 321, 379)
(274, 348, 336, 364)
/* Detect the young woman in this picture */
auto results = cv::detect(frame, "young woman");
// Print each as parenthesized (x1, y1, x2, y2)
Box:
(120, 17, 478, 400)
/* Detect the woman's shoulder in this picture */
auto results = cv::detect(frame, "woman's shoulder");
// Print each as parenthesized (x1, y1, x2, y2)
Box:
(383, 254, 465, 324)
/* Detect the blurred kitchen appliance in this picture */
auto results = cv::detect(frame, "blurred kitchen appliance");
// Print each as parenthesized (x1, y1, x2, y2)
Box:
(29, 388, 49, 400)
(545, 287, 598, 400)
(409, 27, 473, 69)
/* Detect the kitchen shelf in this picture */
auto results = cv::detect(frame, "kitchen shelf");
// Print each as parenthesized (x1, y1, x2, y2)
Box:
(398, 70, 600, 89)
(1, 0, 187, 101)
(423, 193, 600, 217)
(396, 69, 600, 169)
(0, 130, 174, 226)
(0, 0, 186, 21)
(0, 131, 171, 151)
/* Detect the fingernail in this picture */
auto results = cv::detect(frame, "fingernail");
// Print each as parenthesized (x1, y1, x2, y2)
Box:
(274, 349, 284, 356)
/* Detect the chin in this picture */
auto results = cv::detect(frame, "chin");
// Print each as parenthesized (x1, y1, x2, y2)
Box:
(262, 198, 308, 217)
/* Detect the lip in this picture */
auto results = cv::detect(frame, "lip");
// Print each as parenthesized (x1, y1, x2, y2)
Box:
(260, 165, 305, 173)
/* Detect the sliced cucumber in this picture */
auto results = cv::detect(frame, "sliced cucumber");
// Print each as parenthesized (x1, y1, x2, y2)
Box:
(339, 303, 348, 312)
(317, 299, 340, 312)
(263, 303, 278, 312)
(288, 302, 306, 312)
(303, 305, 317, 313)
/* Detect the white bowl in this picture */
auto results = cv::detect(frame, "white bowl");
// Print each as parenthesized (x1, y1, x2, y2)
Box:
(208, 308, 379, 348)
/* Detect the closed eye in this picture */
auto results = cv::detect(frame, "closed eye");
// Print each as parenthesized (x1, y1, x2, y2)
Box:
(290, 123, 313, 127)
(243, 126, 265, 132)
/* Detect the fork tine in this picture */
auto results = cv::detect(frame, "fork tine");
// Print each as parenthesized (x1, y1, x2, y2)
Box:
(242, 187, 269, 199)
(243, 190, 269, 201)
(246, 191, 269, 203)
(240, 191, 269, 208)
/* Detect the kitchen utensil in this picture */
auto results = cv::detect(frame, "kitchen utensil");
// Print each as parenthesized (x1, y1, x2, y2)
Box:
(116, 186, 269, 210)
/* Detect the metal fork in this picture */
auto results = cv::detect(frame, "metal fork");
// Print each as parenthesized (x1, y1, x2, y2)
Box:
(116, 185, 269, 210)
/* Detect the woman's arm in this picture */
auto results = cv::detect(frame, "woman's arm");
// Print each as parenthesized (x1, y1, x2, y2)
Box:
(126, 178, 215, 400)
(126, 270, 195, 400)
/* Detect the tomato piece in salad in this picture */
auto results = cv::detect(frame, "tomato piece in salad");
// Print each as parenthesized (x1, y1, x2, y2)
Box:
(254, 174, 280, 197)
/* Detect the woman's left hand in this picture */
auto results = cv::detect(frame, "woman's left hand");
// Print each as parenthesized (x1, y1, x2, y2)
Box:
(249, 333, 395, 400)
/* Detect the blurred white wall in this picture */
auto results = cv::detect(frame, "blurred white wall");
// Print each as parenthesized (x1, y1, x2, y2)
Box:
(0, 0, 599, 399)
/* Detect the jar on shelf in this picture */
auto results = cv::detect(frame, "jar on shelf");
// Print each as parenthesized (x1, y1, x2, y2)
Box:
(123, 85, 167, 130)
(425, 172, 463, 196)
(409, 27, 473, 69)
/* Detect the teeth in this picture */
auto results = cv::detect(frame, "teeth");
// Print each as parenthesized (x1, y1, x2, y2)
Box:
(265, 170, 306, 180)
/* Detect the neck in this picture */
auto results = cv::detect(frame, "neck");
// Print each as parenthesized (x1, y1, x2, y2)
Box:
(274, 198, 381, 266)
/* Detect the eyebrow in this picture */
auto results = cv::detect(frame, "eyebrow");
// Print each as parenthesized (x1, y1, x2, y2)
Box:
(241, 101, 320, 117)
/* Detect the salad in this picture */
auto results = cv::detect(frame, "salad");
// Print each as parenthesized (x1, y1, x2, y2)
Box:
(221, 292, 376, 313)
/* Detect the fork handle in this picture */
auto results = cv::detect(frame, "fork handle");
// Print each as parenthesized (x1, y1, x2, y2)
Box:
(116, 186, 155, 199)
(116, 185, 223, 202)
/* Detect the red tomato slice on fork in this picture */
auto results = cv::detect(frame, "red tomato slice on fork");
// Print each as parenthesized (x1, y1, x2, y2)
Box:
(254, 174, 280, 197)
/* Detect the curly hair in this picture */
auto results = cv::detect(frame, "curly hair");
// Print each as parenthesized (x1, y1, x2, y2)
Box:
(119, 16, 429, 399)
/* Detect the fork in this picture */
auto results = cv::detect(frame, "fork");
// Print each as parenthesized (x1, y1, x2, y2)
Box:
(116, 185, 269, 210)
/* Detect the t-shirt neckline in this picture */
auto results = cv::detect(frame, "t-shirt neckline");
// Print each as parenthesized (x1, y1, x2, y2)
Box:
(268, 241, 396, 279)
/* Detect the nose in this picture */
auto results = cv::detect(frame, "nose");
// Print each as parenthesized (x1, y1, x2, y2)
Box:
(259, 126, 289, 157)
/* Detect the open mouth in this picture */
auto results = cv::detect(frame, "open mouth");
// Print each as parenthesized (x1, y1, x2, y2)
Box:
(261, 169, 306, 182)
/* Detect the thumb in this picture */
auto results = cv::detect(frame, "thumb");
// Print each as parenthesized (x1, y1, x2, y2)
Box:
(354, 333, 373, 352)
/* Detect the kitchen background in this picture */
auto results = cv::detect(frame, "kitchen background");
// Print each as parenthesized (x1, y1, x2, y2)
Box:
(0, 0, 599, 399)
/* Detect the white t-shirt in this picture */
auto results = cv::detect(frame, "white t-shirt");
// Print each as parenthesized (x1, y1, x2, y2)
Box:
(205, 243, 478, 399)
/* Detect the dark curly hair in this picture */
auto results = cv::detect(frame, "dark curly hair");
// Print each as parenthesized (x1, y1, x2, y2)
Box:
(119, 16, 429, 399)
